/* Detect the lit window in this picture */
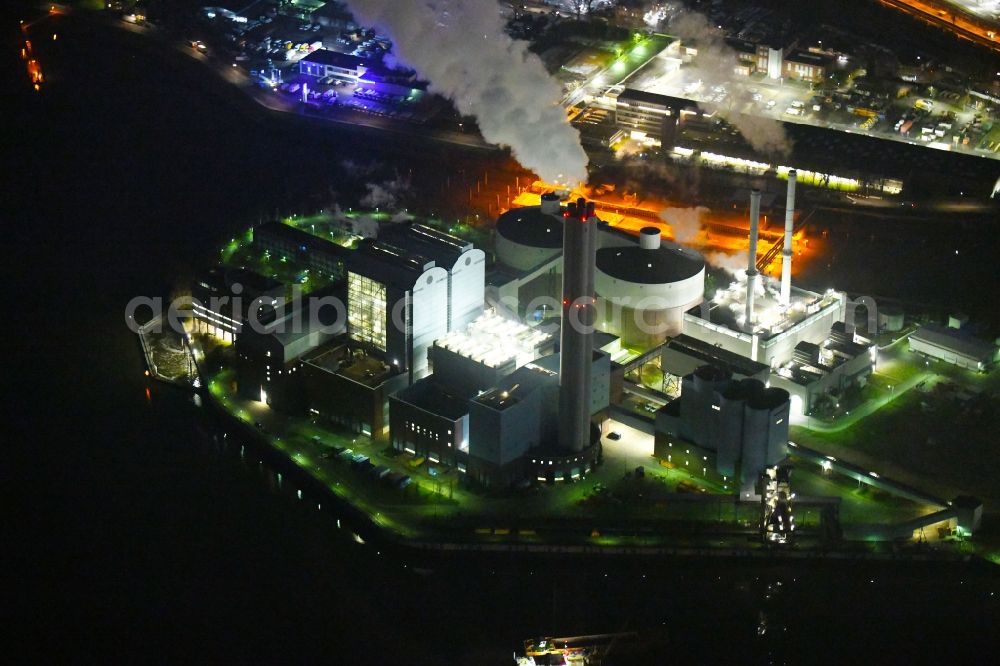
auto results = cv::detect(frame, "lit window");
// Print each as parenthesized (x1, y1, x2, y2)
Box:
(347, 272, 387, 351)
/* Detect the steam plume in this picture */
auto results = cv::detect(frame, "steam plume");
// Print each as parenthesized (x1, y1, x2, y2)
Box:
(658, 205, 708, 244)
(706, 250, 748, 276)
(342, 0, 589, 184)
(671, 12, 792, 157)
(360, 176, 410, 210)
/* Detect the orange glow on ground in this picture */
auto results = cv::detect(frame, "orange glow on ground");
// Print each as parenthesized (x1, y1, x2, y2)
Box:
(509, 181, 820, 277)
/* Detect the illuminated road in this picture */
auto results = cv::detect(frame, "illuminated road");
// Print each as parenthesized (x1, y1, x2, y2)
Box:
(561, 36, 668, 115)
(877, 0, 1000, 54)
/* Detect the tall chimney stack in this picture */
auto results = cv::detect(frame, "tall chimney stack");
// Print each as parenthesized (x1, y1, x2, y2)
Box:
(559, 199, 597, 453)
(745, 189, 761, 329)
(780, 170, 797, 307)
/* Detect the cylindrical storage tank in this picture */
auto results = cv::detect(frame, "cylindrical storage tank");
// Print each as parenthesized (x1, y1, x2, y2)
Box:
(595, 242, 705, 349)
(716, 381, 751, 478)
(745, 386, 790, 468)
(681, 365, 732, 448)
(878, 305, 904, 332)
(495, 207, 564, 314)
(495, 207, 563, 271)
(693, 364, 733, 393)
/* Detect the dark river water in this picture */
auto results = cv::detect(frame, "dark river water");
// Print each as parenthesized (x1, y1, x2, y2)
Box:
(5, 5, 999, 664)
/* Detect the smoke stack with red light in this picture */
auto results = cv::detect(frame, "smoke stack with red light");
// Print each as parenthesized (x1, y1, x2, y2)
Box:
(558, 198, 598, 453)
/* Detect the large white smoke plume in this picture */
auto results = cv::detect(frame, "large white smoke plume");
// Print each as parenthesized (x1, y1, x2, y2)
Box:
(658, 205, 708, 244)
(670, 12, 792, 157)
(705, 250, 748, 276)
(342, 0, 589, 184)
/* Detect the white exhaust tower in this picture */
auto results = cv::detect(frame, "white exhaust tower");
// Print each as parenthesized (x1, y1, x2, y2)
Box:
(745, 189, 761, 329)
(780, 170, 797, 307)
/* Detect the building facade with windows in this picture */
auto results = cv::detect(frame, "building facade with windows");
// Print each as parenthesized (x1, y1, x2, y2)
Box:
(345, 241, 448, 382)
(783, 50, 833, 83)
(299, 49, 367, 79)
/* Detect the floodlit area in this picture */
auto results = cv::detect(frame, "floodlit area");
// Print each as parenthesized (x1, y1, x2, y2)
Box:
(436, 309, 554, 369)
(708, 281, 842, 338)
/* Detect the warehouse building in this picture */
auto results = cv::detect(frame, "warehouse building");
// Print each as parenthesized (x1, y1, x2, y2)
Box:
(909, 323, 997, 371)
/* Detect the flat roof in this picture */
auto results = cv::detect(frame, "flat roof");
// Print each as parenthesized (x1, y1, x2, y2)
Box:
(665, 334, 768, 376)
(785, 50, 834, 66)
(496, 207, 564, 249)
(474, 364, 555, 411)
(197, 266, 281, 295)
(346, 240, 435, 289)
(911, 324, 996, 362)
(435, 310, 554, 369)
(254, 221, 351, 258)
(338, 354, 395, 385)
(616, 88, 697, 110)
(394, 378, 472, 421)
(379, 223, 472, 268)
(725, 37, 758, 55)
(596, 245, 704, 284)
(531, 349, 606, 374)
(689, 283, 841, 341)
(301, 49, 365, 69)
(267, 295, 344, 349)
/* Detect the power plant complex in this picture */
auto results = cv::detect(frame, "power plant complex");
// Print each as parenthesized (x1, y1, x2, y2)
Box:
(202, 171, 890, 490)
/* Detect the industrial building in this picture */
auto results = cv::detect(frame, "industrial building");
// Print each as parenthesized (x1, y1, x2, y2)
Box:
(595, 227, 705, 349)
(301, 343, 408, 437)
(661, 334, 770, 384)
(388, 310, 555, 468)
(343, 224, 485, 383)
(190, 267, 285, 343)
(770, 322, 875, 415)
(298, 49, 367, 79)
(719, 35, 834, 83)
(682, 181, 850, 369)
(492, 197, 707, 353)
(386, 200, 610, 487)
(684, 277, 847, 368)
(490, 192, 565, 315)
(613, 89, 706, 150)
(254, 220, 349, 279)
(233, 218, 483, 419)
(909, 323, 998, 371)
(783, 50, 834, 84)
(668, 178, 875, 417)
(234, 291, 345, 410)
(655, 364, 791, 494)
